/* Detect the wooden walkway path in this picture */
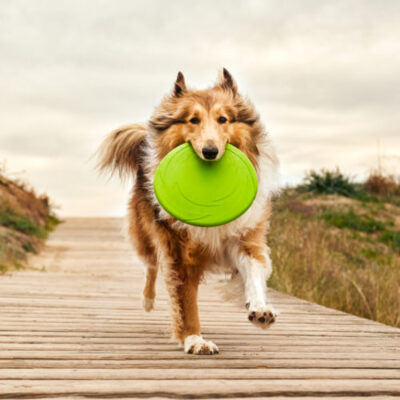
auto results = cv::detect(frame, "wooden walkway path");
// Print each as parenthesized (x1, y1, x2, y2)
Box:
(0, 218, 399, 399)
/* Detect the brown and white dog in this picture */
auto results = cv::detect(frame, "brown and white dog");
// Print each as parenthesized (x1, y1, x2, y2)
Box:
(98, 69, 279, 355)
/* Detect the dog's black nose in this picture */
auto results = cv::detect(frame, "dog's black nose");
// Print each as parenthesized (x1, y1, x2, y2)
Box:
(202, 146, 219, 160)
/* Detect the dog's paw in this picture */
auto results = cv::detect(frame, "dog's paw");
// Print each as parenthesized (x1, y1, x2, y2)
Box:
(142, 297, 154, 312)
(247, 305, 277, 329)
(184, 335, 219, 355)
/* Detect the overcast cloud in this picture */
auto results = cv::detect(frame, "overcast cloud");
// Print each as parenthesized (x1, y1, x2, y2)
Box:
(1, 0, 399, 216)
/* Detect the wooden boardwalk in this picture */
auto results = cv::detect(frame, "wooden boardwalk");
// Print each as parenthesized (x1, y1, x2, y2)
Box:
(0, 218, 399, 399)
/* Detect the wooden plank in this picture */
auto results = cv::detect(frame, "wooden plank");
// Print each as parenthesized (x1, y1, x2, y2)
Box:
(0, 379, 400, 397)
(1, 359, 400, 369)
(1, 323, 395, 334)
(1, 368, 400, 380)
(3, 331, 397, 340)
(0, 311, 385, 324)
(2, 344, 398, 354)
(19, 397, 400, 400)
(1, 350, 399, 361)
(0, 336, 397, 347)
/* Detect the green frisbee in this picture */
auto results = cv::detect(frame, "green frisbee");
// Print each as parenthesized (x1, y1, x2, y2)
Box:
(153, 143, 258, 227)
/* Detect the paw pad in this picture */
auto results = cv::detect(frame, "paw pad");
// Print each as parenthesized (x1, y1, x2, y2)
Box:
(247, 306, 277, 329)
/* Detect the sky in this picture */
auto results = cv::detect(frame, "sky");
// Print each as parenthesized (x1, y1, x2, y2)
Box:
(1, 0, 399, 216)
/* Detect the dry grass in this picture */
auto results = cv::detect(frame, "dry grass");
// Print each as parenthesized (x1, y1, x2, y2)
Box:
(364, 171, 400, 198)
(268, 179, 400, 328)
(0, 168, 60, 273)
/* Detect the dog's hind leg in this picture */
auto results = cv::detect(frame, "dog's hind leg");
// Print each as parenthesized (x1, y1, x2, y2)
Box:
(142, 264, 158, 312)
(127, 196, 159, 312)
(133, 244, 158, 312)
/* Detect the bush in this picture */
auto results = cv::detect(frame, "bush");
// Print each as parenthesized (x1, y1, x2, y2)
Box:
(301, 168, 357, 197)
(0, 208, 47, 238)
(45, 214, 61, 232)
(0, 169, 60, 272)
(364, 172, 400, 197)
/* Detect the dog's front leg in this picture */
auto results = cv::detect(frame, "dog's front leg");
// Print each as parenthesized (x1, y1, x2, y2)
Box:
(164, 263, 219, 355)
(236, 248, 278, 329)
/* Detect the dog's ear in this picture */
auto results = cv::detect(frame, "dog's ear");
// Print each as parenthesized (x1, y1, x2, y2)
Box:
(217, 68, 238, 95)
(173, 71, 187, 97)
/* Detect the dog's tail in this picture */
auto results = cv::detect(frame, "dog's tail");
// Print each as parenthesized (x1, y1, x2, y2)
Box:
(97, 123, 148, 180)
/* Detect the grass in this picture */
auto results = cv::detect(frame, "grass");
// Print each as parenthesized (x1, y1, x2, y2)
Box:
(0, 264, 7, 275)
(268, 169, 400, 328)
(322, 209, 388, 233)
(22, 241, 37, 254)
(0, 208, 47, 238)
(379, 230, 400, 253)
(45, 214, 61, 232)
(0, 169, 61, 272)
(365, 172, 400, 199)
(0, 210, 61, 272)
(301, 168, 400, 205)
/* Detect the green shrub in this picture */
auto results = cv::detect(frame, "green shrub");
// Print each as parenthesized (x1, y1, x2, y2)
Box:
(0, 209, 46, 238)
(379, 230, 400, 253)
(22, 241, 37, 253)
(302, 168, 358, 197)
(45, 214, 61, 232)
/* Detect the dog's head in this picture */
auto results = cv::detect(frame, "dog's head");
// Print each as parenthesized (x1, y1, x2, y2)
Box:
(149, 69, 261, 166)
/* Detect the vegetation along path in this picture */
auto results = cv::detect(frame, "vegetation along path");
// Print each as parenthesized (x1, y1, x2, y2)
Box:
(0, 218, 399, 399)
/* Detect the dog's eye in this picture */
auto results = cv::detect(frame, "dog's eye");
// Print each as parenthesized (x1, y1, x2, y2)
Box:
(217, 116, 227, 124)
(190, 117, 200, 124)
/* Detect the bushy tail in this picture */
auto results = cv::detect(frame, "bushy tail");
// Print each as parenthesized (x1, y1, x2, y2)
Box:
(97, 123, 148, 180)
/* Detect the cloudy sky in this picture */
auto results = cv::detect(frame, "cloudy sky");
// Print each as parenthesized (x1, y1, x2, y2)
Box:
(1, 0, 399, 216)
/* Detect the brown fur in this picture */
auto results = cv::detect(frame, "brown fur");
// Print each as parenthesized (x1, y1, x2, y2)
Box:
(98, 69, 277, 349)
(239, 203, 272, 264)
(97, 123, 148, 180)
(149, 78, 261, 164)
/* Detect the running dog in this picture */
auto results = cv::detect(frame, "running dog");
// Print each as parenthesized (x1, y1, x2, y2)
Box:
(97, 69, 279, 354)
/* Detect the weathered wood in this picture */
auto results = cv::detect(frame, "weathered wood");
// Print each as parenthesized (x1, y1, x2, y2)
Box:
(0, 336, 397, 347)
(0, 218, 399, 399)
(2, 344, 398, 353)
(1, 350, 400, 361)
(2, 358, 400, 369)
(1, 379, 400, 397)
(18, 397, 400, 400)
(17, 397, 400, 400)
(1, 367, 400, 380)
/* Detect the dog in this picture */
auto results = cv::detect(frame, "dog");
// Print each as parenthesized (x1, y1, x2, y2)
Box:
(97, 69, 279, 354)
